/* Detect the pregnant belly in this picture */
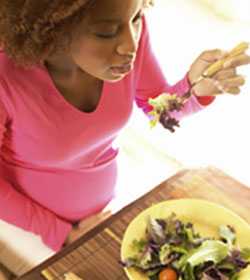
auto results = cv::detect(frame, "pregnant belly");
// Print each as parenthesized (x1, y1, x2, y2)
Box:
(0, 158, 118, 221)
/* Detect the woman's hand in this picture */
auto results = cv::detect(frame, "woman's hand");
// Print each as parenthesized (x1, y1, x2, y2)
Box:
(64, 210, 112, 246)
(188, 48, 250, 97)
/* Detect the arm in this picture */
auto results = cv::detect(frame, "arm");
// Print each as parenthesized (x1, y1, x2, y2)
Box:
(134, 17, 214, 120)
(0, 98, 72, 252)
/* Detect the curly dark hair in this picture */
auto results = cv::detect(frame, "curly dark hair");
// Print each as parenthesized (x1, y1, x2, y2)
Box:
(0, 0, 154, 67)
(0, 0, 99, 66)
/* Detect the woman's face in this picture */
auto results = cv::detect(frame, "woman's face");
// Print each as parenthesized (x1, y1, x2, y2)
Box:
(69, 0, 145, 82)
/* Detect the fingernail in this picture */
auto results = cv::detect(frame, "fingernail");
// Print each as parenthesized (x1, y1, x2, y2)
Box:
(238, 76, 246, 85)
(202, 71, 208, 77)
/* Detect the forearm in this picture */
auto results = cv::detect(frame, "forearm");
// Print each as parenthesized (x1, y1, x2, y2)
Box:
(0, 176, 72, 251)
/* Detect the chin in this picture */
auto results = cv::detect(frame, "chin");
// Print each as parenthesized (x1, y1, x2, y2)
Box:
(107, 77, 125, 83)
(104, 73, 128, 83)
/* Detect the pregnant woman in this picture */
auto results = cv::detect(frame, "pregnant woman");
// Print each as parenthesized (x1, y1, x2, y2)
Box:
(0, 0, 249, 277)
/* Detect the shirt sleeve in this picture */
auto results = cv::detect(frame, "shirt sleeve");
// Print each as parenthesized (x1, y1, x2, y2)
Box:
(0, 98, 72, 251)
(134, 16, 214, 120)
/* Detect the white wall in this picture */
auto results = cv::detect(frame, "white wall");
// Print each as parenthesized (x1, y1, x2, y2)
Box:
(117, 0, 250, 192)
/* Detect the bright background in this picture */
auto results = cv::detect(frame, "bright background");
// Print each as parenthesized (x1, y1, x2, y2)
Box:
(112, 0, 250, 209)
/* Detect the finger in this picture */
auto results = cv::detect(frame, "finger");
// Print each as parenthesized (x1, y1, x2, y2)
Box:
(213, 80, 224, 94)
(199, 49, 228, 63)
(91, 211, 111, 226)
(224, 54, 250, 68)
(78, 210, 112, 228)
(87, 210, 111, 222)
(213, 68, 236, 80)
(220, 76, 245, 89)
(96, 210, 112, 218)
(224, 87, 241, 95)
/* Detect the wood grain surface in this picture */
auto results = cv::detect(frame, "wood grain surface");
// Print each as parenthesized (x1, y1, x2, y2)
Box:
(16, 167, 250, 280)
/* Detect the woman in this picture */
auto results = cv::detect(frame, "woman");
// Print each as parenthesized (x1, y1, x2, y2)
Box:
(0, 0, 249, 276)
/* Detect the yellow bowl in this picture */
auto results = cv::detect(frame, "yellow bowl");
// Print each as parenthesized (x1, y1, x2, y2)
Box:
(121, 198, 250, 280)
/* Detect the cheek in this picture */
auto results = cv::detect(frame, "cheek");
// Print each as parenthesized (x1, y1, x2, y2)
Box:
(73, 38, 115, 69)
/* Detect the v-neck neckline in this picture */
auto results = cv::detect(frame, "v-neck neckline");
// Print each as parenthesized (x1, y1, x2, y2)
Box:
(39, 63, 108, 117)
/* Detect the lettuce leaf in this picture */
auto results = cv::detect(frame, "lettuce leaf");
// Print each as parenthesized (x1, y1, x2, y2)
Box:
(241, 248, 250, 261)
(147, 217, 166, 245)
(219, 225, 236, 248)
(186, 240, 229, 267)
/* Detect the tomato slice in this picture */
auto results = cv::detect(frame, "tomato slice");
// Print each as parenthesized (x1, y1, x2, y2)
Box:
(158, 267, 178, 280)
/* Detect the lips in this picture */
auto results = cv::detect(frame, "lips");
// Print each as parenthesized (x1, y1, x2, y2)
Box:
(110, 63, 133, 75)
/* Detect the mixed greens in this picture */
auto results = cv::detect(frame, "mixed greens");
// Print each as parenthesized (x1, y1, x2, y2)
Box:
(147, 43, 249, 133)
(148, 93, 190, 132)
(122, 213, 250, 280)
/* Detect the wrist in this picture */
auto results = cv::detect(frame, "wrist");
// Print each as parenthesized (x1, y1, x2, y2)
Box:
(187, 70, 200, 87)
(189, 84, 215, 106)
(192, 88, 216, 106)
(190, 83, 205, 97)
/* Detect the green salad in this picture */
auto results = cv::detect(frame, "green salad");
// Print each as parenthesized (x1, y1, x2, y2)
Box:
(122, 213, 250, 280)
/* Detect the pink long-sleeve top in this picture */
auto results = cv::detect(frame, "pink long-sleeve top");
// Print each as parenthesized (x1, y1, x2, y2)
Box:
(0, 18, 210, 251)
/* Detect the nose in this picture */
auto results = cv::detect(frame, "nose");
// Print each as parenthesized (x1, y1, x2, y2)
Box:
(116, 25, 138, 59)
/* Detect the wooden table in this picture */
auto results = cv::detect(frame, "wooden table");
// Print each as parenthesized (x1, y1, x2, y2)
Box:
(16, 167, 250, 280)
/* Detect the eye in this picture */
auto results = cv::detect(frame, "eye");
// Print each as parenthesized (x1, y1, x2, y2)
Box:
(95, 33, 117, 39)
(94, 27, 119, 39)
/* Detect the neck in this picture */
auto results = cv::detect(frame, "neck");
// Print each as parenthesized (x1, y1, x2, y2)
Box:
(44, 53, 99, 87)
(45, 53, 78, 77)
